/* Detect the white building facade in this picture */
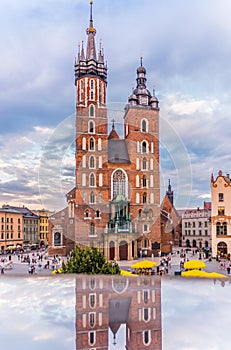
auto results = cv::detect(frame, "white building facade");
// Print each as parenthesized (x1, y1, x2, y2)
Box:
(211, 170, 231, 257)
(180, 203, 211, 250)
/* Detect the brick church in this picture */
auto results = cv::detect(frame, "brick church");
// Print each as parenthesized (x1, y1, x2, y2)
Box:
(48, 1, 162, 260)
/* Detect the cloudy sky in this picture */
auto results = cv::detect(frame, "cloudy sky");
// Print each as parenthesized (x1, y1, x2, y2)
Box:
(1, 0, 231, 211)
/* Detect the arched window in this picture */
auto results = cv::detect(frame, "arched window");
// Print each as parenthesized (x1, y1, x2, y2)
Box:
(112, 169, 127, 198)
(138, 209, 142, 218)
(54, 232, 61, 246)
(142, 158, 147, 170)
(89, 137, 95, 151)
(142, 175, 147, 188)
(141, 119, 148, 132)
(142, 141, 148, 153)
(89, 313, 95, 328)
(143, 193, 147, 204)
(144, 330, 150, 345)
(90, 192, 95, 204)
(90, 223, 95, 235)
(89, 294, 96, 308)
(96, 210, 100, 218)
(89, 121, 95, 133)
(89, 156, 95, 169)
(85, 211, 90, 218)
(89, 104, 95, 117)
(90, 79, 94, 89)
(89, 173, 95, 187)
(89, 331, 95, 346)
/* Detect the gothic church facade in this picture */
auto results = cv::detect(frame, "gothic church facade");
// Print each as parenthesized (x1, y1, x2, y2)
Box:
(49, 1, 161, 260)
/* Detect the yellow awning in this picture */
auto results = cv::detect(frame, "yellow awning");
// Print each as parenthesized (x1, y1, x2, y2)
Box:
(120, 269, 138, 276)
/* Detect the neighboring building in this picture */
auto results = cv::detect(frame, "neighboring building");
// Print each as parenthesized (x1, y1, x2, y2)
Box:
(160, 180, 181, 253)
(49, 2, 161, 259)
(2, 205, 39, 246)
(48, 206, 75, 256)
(211, 170, 231, 257)
(0, 207, 24, 251)
(179, 202, 211, 249)
(76, 275, 162, 349)
(32, 209, 55, 247)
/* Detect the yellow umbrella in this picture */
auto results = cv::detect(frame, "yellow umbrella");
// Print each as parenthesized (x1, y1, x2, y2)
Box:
(184, 259, 206, 270)
(208, 272, 228, 279)
(131, 260, 157, 269)
(120, 269, 138, 276)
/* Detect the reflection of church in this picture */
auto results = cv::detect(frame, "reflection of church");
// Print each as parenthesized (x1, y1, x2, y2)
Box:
(48, 1, 161, 259)
(75, 275, 162, 349)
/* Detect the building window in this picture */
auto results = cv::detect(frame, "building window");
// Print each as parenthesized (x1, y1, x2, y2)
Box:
(89, 331, 95, 346)
(89, 137, 95, 151)
(90, 192, 95, 204)
(142, 175, 147, 188)
(112, 169, 127, 198)
(143, 193, 147, 204)
(219, 193, 224, 202)
(95, 210, 100, 218)
(144, 290, 148, 304)
(90, 79, 94, 89)
(142, 158, 147, 170)
(89, 104, 95, 117)
(218, 206, 225, 216)
(89, 156, 95, 169)
(85, 211, 90, 218)
(90, 278, 96, 290)
(142, 141, 148, 153)
(143, 330, 150, 345)
(90, 173, 95, 187)
(141, 119, 148, 132)
(89, 121, 95, 133)
(89, 313, 95, 328)
(216, 222, 227, 235)
(89, 294, 96, 308)
(90, 223, 95, 236)
(143, 308, 150, 322)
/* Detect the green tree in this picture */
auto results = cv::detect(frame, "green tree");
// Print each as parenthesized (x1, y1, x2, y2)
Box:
(60, 244, 120, 275)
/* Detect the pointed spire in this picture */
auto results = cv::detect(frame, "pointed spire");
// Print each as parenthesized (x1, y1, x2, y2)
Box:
(80, 41, 85, 60)
(166, 179, 174, 205)
(86, 0, 97, 60)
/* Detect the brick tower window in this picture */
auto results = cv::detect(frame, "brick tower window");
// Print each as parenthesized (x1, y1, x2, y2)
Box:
(89, 104, 95, 117)
(89, 156, 95, 169)
(89, 137, 95, 151)
(112, 169, 127, 198)
(141, 118, 148, 132)
(89, 121, 95, 133)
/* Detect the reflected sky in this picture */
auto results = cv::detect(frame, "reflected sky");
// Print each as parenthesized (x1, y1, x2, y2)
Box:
(0, 276, 231, 349)
(162, 278, 231, 350)
(0, 277, 75, 350)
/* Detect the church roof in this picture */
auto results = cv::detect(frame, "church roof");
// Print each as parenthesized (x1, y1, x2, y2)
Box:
(108, 128, 120, 140)
(108, 139, 130, 164)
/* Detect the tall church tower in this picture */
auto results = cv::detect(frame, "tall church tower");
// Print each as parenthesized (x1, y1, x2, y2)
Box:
(124, 58, 161, 255)
(74, 1, 109, 247)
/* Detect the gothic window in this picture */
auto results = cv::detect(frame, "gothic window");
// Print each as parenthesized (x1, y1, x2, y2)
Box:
(90, 192, 95, 204)
(89, 137, 95, 151)
(90, 223, 95, 236)
(143, 308, 149, 321)
(89, 121, 95, 133)
(142, 141, 147, 153)
(89, 331, 95, 346)
(89, 173, 95, 187)
(89, 313, 95, 328)
(90, 79, 94, 89)
(96, 210, 100, 218)
(143, 330, 150, 345)
(141, 119, 148, 132)
(89, 156, 95, 169)
(143, 193, 147, 204)
(89, 104, 95, 117)
(85, 211, 90, 218)
(112, 169, 127, 198)
(139, 209, 142, 218)
(89, 294, 96, 308)
(142, 175, 147, 188)
(142, 158, 147, 170)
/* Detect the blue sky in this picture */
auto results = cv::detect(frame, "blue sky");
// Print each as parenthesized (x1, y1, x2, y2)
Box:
(1, 0, 231, 210)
